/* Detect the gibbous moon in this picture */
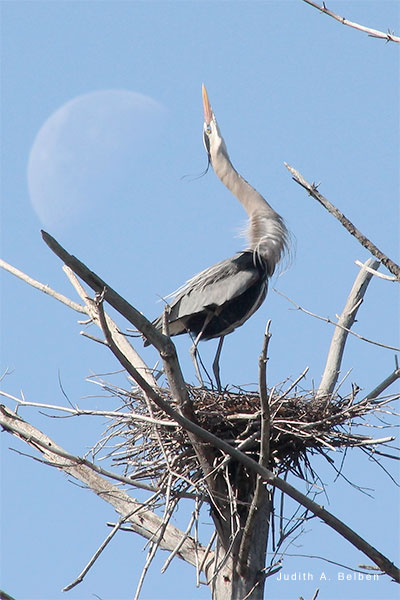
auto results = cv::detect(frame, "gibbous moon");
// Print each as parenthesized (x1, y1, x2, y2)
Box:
(27, 90, 166, 229)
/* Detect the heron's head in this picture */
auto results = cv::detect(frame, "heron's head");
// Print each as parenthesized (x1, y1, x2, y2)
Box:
(202, 84, 228, 164)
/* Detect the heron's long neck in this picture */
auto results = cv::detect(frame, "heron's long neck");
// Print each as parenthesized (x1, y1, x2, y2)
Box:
(212, 150, 288, 273)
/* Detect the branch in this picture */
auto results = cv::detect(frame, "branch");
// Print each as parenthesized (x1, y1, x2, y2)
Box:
(237, 321, 272, 574)
(258, 321, 272, 471)
(0, 256, 157, 388)
(284, 163, 400, 279)
(0, 258, 86, 313)
(0, 403, 209, 569)
(302, 0, 400, 43)
(41, 230, 170, 349)
(317, 258, 380, 397)
(363, 361, 400, 402)
(63, 266, 157, 388)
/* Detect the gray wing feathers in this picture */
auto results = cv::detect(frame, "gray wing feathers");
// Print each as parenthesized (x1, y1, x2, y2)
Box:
(168, 256, 260, 320)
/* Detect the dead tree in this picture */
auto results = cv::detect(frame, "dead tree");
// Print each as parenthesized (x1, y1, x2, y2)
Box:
(1, 180, 400, 599)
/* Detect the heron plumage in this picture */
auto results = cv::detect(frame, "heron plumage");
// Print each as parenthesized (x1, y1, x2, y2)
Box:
(153, 251, 267, 340)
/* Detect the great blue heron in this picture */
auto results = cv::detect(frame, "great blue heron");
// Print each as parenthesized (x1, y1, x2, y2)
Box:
(150, 85, 289, 389)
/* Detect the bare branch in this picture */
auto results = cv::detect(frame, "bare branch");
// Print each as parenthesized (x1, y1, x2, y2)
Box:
(237, 321, 272, 574)
(302, 0, 400, 43)
(0, 258, 86, 313)
(317, 258, 380, 398)
(41, 230, 169, 349)
(63, 266, 157, 388)
(0, 256, 157, 389)
(0, 403, 210, 568)
(354, 260, 397, 282)
(284, 163, 400, 279)
(363, 363, 400, 402)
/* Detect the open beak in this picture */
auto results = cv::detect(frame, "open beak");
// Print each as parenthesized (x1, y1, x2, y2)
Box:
(202, 84, 213, 125)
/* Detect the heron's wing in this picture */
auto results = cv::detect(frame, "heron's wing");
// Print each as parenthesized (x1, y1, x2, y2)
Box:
(168, 252, 263, 321)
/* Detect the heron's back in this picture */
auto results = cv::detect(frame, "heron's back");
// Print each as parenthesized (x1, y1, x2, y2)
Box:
(155, 251, 268, 340)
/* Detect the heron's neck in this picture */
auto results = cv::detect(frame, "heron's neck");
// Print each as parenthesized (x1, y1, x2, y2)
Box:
(213, 153, 288, 272)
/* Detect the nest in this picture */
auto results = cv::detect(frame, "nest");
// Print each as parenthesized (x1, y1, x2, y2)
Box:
(92, 379, 397, 502)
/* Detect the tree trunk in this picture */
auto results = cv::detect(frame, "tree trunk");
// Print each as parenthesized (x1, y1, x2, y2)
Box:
(206, 490, 272, 600)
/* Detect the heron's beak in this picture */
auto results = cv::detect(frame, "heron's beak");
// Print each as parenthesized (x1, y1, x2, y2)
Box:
(202, 84, 213, 125)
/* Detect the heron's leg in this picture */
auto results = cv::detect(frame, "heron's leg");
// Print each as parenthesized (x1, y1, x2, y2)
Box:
(212, 336, 225, 392)
(190, 335, 204, 387)
(189, 313, 213, 387)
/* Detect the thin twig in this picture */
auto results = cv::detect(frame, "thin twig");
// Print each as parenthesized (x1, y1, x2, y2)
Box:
(275, 289, 400, 352)
(259, 321, 272, 470)
(0, 391, 176, 426)
(302, 0, 400, 43)
(63, 496, 160, 591)
(284, 163, 400, 279)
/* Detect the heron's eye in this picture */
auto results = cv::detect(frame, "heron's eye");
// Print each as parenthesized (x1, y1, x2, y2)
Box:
(206, 125, 212, 135)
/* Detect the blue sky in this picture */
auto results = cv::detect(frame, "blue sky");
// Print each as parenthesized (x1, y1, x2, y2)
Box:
(1, 1, 399, 599)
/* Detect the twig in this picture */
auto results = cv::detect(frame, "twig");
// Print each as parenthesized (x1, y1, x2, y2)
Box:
(259, 321, 272, 470)
(275, 367, 310, 400)
(302, 0, 400, 43)
(198, 531, 217, 579)
(312, 589, 320, 600)
(0, 401, 157, 491)
(354, 260, 397, 282)
(41, 230, 170, 349)
(0, 258, 86, 312)
(161, 506, 197, 573)
(275, 289, 400, 352)
(285, 551, 383, 576)
(63, 498, 160, 591)
(317, 258, 380, 398)
(0, 390, 177, 426)
(284, 163, 400, 279)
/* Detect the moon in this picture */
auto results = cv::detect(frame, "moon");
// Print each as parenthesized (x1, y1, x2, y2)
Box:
(27, 90, 166, 230)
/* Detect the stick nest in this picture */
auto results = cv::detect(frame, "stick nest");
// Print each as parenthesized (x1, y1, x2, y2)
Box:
(96, 380, 396, 500)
